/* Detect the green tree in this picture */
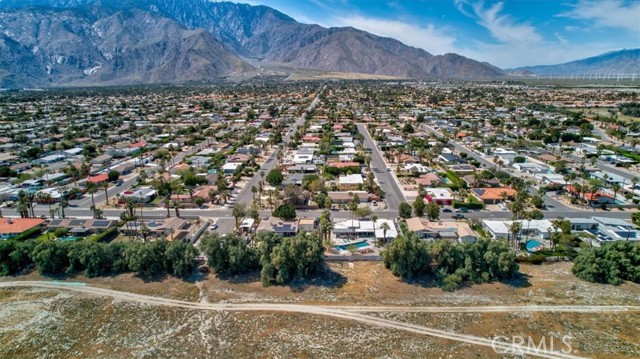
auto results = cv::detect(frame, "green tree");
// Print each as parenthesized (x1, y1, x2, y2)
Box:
(165, 240, 198, 278)
(426, 201, 440, 221)
(413, 196, 426, 217)
(354, 206, 372, 219)
(382, 232, 430, 278)
(273, 203, 297, 221)
(398, 202, 412, 219)
(266, 168, 284, 186)
(108, 170, 121, 182)
(124, 240, 167, 277)
(232, 203, 247, 229)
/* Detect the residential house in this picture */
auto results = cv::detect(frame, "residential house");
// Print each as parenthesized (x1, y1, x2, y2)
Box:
(438, 153, 463, 164)
(406, 217, 477, 243)
(415, 173, 443, 187)
(339, 174, 364, 190)
(0, 218, 44, 239)
(47, 218, 118, 235)
(328, 191, 370, 204)
(483, 219, 553, 240)
(119, 187, 157, 203)
(256, 216, 299, 237)
(424, 187, 454, 205)
(332, 219, 398, 241)
(89, 154, 113, 166)
(472, 187, 517, 204)
(123, 217, 190, 241)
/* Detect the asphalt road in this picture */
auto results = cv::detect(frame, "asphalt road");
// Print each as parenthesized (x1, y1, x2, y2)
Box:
(357, 123, 407, 211)
(234, 88, 324, 206)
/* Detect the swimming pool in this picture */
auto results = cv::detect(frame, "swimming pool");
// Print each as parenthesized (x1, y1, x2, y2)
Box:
(526, 240, 544, 252)
(334, 241, 370, 251)
(57, 236, 81, 242)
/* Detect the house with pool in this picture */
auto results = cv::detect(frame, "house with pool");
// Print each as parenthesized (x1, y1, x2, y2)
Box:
(330, 219, 398, 255)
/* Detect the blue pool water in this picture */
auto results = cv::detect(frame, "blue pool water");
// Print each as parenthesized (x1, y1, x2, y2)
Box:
(526, 240, 544, 252)
(334, 241, 370, 251)
(58, 236, 80, 242)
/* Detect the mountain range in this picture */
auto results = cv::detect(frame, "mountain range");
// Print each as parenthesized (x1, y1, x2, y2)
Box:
(511, 49, 640, 76)
(0, 0, 506, 87)
(0, 0, 637, 88)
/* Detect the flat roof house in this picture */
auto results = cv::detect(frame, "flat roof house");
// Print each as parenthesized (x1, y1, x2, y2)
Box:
(339, 174, 364, 190)
(406, 217, 478, 243)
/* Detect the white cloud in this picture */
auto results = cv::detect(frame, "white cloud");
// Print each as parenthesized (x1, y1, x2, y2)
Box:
(559, 0, 640, 33)
(455, 0, 542, 44)
(328, 15, 458, 55)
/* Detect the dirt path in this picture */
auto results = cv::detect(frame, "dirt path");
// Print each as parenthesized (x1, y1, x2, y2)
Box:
(4, 281, 633, 359)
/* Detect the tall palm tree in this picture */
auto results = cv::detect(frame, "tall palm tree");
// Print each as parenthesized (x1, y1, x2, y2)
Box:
(172, 201, 181, 218)
(631, 177, 639, 198)
(164, 198, 171, 218)
(508, 221, 522, 250)
(380, 222, 391, 244)
(102, 181, 110, 205)
(86, 182, 97, 211)
(612, 183, 621, 203)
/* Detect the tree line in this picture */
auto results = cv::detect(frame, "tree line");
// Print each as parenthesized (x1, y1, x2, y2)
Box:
(382, 233, 519, 291)
(0, 238, 198, 278)
(200, 231, 324, 286)
(572, 241, 640, 285)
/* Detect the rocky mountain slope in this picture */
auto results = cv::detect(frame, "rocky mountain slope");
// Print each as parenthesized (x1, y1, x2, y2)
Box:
(512, 49, 640, 76)
(0, 0, 505, 87)
(0, 6, 251, 87)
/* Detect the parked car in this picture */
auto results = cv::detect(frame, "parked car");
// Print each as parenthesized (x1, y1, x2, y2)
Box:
(209, 223, 218, 230)
(442, 208, 453, 213)
(452, 214, 465, 220)
(372, 201, 378, 206)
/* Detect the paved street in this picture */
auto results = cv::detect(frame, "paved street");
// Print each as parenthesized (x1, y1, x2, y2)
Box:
(357, 123, 407, 211)
(234, 88, 324, 206)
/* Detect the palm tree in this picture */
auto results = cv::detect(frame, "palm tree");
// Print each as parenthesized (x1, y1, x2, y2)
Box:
(232, 203, 246, 230)
(86, 181, 97, 211)
(508, 221, 522, 250)
(631, 177, 639, 198)
(102, 181, 110, 205)
(550, 219, 564, 251)
(164, 198, 171, 218)
(172, 201, 181, 218)
(380, 222, 391, 244)
(59, 193, 69, 219)
(16, 201, 29, 218)
(612, 183, 621, 203)
(588, 178, 604, 208)
(251, 185, 258, 203)
(120, 211, 131, 239)
(208, 189, 218, 204)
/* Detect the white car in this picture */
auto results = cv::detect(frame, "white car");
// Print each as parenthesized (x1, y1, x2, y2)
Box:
(209, 223, 218, 230)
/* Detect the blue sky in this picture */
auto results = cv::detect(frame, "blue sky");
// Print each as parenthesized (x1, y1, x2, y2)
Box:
(239, 0, 640, 68)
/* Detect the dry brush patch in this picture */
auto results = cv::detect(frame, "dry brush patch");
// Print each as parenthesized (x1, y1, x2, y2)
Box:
(366, 311, 640, 359)
(0, 288, 506, 359)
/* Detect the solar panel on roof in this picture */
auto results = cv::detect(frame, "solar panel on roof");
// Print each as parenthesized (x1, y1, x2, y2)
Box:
(70, 219, 85, 226)
(93, 220, 110, 227)
(48, 219, 63, 226)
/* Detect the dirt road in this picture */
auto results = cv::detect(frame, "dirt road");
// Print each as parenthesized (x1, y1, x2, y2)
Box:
(4, 281, 634, 359)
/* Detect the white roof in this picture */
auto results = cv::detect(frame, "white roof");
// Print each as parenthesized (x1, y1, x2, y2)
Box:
(339, 174, 364, 185)
(425, 187, 453, 199)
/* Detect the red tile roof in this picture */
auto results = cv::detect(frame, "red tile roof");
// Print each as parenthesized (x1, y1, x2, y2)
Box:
(88, 173, 109, 184)
(0, 218, 44, 235)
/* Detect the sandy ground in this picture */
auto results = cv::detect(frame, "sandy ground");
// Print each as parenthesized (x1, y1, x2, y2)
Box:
(1, 262, 639, 358)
